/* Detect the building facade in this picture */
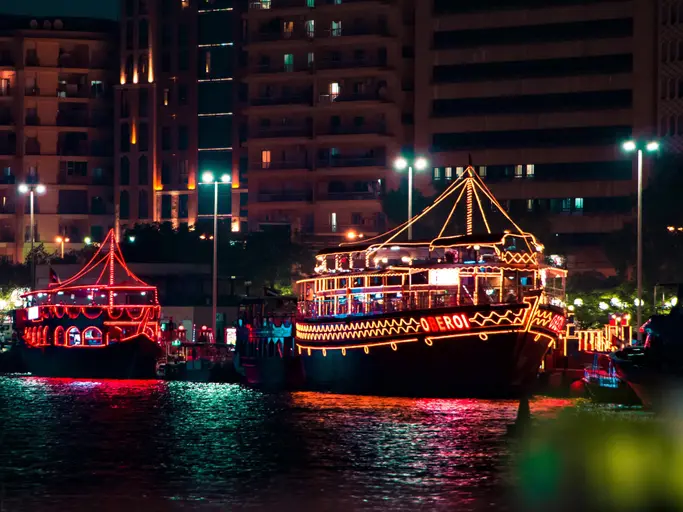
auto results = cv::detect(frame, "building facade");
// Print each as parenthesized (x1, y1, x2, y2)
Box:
(115, 0, 240, 235)
(413, 0, 657, 274)
(0, 16, 117, 262)
(242, 0, 406, 244)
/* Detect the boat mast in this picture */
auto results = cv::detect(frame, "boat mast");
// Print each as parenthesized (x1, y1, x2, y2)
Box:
(466, 177, 473, 236)
(108, 230, 116, 306)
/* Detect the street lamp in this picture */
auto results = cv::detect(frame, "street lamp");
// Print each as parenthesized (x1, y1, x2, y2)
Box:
(200, 171, 231, 343)
(622, 139, 660, 341)
(393, 155, 428, 240)
(18, 183, 46, 289)
(55, 236, 70, 258)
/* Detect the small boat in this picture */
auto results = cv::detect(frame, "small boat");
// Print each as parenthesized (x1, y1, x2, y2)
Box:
(293, 166, 567, 398)
(583, 352, 640, 405)
(14, 229, 162, 379)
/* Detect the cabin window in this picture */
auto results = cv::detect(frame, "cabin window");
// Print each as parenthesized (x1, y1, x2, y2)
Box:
(338, 278, 348, 288)
(353, 277, 364, 287)
(387, 275, 401, 286)
(370, 276, 383, 287)
(66, 326, 81, 346)
(83, 327, 104, 346)
(54, 326, 65, 346)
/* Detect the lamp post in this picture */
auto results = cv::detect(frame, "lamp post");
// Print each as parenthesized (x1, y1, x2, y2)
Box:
(201, 171, 231, 343)
(393, 156, 428, 240)
(622, 139, 660, 341)
(18, 183, 46, 289)
(55, 236, 70, 258)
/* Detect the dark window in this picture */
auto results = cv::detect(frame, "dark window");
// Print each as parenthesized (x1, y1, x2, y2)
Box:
(138, 155, 148, 185)
(178, 24, 188, 47)
(120, 191, 130, 219)
(125, 55, 134, 83)
(125, 0, 135, 17)
(401, 46, 414, 58)
(178, 49, 188, 71)
(432, 125, 632, 151)
(58, 190, 88, 214)
(433, 54, 633, 83)
(162, 127, 171, 150)
(161, 195, 172, 218)
(432, 90, 633, 117)
(120, 90, 130, 118)
(178, 126, 188, 150)
(179, 194, 188, 218)
(120, 156, 130, 185)
(139, 19, 149, 48)
(120, 123, 130, 152)
(178, 84, 188, 105)
(126, 21, 134, 50)
(161, 24, 172, 46)
(161, 52, 171, 72)
(433, 18, 633, 49)
(138, 54, 149, 82)
(91, 196, 105, 215)
(139, 122, 149, 151)
(139, 88, 149, 117)
(434, 0, 630, 14)
(138, 190, 149, 219)
(161, 161, 171, 184)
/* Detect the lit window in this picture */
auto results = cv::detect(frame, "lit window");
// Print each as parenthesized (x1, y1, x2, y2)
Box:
(284, 53, 293, 72)
(163, 88, 169, 106)
(526, 164, 535, 178)
(308, 52, 315, 68)
(205, 50, 211, 74)
(515, 165, 523, 178)
(574, 197, 584, 211)
(562, 198, 571, 212)
(479, 166, 486, 178)
(331, 21, 342, 37)
(307, 0, 314, 6)
(261, 150, 271, 169)
(433, 167, 441, 180)
(83, 327, 103, 346)
(66, 326, 81, 346)
(456, 166, 464, 178)
(306, 19, 315, 38)
(329, 82, 340, 100)
(331, 212, 337, 232)
(526, 199, 533, 212)
(283, 21, 294, 38)
(444, 167, 452, 180)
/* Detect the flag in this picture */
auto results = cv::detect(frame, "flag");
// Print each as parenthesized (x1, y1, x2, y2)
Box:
(49, 266, 61, 285)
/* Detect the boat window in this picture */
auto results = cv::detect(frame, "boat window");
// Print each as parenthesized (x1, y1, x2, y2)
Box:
(387, 275, 401, 286)
(54, 326, 65, 346)
(338, 278, 348, 288)
(83, 327, 103, 346)
(352, 254, 365, 269)
(459, 275, 475, 305)
(66, 326, 81, 346)
(477, 274, 503, 304)
(352, 277, 364, 287)
(411, 272, 428, 285)
(324, 278, 334, 291)
(325, 255, 335, 269)
(370, 276, 383, 287)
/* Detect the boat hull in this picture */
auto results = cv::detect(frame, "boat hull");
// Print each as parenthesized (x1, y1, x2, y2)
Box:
(296, 300, 563, 398)
(20, 336, 161, 379)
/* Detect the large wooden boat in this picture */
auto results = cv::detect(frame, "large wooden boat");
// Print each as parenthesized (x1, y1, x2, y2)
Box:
(294, 166, 567, 397)
(14, 229, 161, 378)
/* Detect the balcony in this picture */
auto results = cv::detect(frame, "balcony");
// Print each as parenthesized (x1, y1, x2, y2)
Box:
(317, 125, 389, 142)
(251, 126, 312, 142)
(316, 156, 385, 169)
(249, 94, 312, 107)
(317, 59, 388, 72)
(248, 0, 393, 12)
(25, 115, 40, 126)
(57, 113, 90, 128)
(25, 87, 41, 97)
(58, 55, 89, 69)
(253, 63, 311, 74)
(320, 191, 381, 201)
(252, 160, 310, 171)
(0, 204, 16, 215)
(318, 92, 388, 105)
(0, 112, 12, 126)
(257, 191, 312, 203)
(57, 85, 90, 99)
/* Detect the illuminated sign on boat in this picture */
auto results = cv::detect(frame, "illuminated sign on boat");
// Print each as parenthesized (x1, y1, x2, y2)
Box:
(27, 306, 40, 321)
(419, 313, 470, 333)
(548, 315, 565, 334)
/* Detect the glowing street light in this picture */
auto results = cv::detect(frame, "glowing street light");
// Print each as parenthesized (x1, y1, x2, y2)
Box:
(55, 236, 70, 258)
(84, 236, 92, 245)
(622, 139, 660, 341)
(393, 155, 429, 240)
(199, 170, 232, 342)
(18, 182, 47, 288)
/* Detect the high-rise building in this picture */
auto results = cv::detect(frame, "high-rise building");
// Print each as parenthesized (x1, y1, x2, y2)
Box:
(115, 0, 240, 235)
(242, 0, 404, 243)
(0, 15, 117, 262)
(413, 0, 656, 273)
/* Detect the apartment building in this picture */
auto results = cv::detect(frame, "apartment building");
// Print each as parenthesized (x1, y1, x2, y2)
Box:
(0, 16, 116, 262)
(115, 0, 240, 234)
(413, 0, 657, 272)
(242, 0, 405, 243)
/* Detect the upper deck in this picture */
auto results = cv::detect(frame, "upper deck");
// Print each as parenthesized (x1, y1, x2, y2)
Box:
(297, 167, 567, 319)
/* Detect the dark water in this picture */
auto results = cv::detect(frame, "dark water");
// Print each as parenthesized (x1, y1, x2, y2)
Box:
(0, 376, 633, 511)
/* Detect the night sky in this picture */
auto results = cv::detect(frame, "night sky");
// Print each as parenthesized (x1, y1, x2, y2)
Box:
(0, 0, 118, 19)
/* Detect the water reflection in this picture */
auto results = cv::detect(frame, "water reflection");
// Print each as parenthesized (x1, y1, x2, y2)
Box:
(0, 377, 638, 511)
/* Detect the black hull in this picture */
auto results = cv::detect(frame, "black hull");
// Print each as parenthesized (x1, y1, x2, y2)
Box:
(300, 330, 549, 398)
(583, 377, 641, 405)
(0, 345, 26, 373)
(20, 337, 161, 379)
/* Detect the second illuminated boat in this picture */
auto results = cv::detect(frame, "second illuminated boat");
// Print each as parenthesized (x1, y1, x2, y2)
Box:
(295, 166, 567, 397)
